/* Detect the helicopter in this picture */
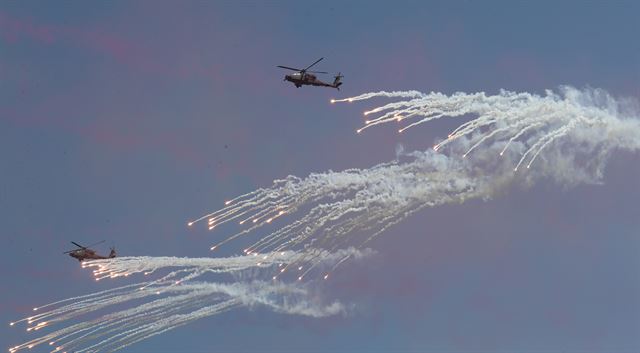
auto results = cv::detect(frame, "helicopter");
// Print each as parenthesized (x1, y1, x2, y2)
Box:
(277, 57, 343, 90)
(64, 241, 116, 262)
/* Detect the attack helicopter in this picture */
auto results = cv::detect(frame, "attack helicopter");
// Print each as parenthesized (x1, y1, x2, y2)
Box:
(64, 241, 116, 262)
(277, 57, 343, 90)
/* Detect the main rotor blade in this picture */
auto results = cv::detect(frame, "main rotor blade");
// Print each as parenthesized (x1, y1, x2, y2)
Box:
(304, 57, 324, 71)
(277, 65, 302, 71)
(63, 249, 78, 254)
(85, 240, 106, 248)
(71, 241, 85, 248)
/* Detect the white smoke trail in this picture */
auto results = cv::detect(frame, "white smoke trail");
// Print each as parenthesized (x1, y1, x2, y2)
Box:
(9, 249, 367, 353)
(191, 86, 640, 265)
(330, 90, 424, 103)
(350, 87, 640, 181)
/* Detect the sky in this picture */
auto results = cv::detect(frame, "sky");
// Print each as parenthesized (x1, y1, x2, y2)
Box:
(1, 1, 639, 352)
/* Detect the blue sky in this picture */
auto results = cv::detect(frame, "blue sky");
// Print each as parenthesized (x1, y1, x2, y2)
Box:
(2, 1, 639, 352)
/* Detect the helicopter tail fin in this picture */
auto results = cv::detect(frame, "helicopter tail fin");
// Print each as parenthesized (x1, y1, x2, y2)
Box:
(333, 73, 343, 90)
(108, 247, 116, 258)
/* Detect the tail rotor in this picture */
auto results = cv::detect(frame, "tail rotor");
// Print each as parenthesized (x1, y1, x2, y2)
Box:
(333, 72, 344, 90)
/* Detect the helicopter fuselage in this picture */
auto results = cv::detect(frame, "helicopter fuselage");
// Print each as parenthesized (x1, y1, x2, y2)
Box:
(67, 247, 116, 262)
(284, 73, 340, 89)
(285, 73, 322, 87)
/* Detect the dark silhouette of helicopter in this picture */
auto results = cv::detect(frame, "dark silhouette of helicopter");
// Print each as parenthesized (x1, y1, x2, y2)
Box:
(64, 241, 116, 262)
(277, 57, 343, 90)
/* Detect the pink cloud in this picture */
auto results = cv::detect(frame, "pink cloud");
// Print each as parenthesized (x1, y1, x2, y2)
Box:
(1, 104, 207, 170)
(0, 10, 220, 79)
(0, 11, 55, 44)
